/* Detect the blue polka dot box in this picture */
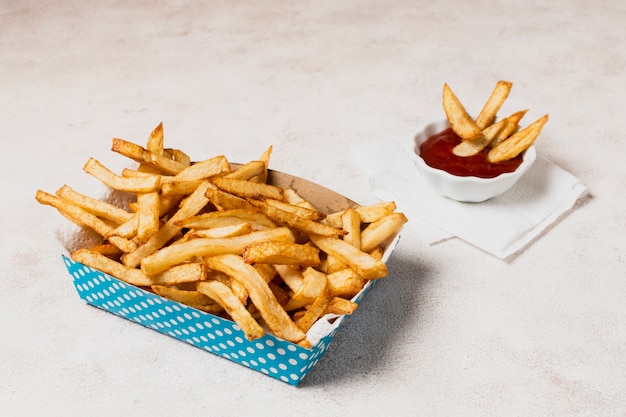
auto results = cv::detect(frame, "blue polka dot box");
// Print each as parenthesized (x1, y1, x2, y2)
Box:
(59, 171, 403, 386)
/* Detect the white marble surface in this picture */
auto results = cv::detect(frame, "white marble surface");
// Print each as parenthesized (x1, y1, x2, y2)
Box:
(2, 0, 625, 415)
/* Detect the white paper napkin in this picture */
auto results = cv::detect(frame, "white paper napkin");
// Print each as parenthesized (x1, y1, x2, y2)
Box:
(350, 136, 589, 259)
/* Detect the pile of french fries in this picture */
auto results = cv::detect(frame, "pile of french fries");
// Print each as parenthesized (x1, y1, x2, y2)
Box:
(442, 81, 548, 162)
(36, 123, 407, 347)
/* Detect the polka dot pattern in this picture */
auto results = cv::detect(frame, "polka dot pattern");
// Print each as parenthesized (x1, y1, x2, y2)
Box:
(62, 256, 342, 385)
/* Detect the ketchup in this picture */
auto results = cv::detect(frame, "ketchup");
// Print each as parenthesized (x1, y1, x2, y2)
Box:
(419, 128, 522, 178)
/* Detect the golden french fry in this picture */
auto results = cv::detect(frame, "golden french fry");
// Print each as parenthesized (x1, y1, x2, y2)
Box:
(191, 222, 254, 239)
(321, 254, 349, 274)
(71, 248, 153, 286)
(310, 235, 388, 280)
(122, 181, 212, 268)
(211, 176, 284, 201)
(205, 254, 306, 343)
(273, 264, 304, 293)
(341, 207, 361, 249)
(107, 194, 182, 240)
(164, 148, 191, 166)
(452, 134, 493, 157)
(152, 284, 215, 306)
(243, 241, 320, 266)
(161, 180, 205, 197)
(89, 243, 123, 258)
(83, 158, 160, 193)
(140, 227, 296, 276)
(268, 280, 291, 306)
(136, 191, 160, 242)
(454, 109, 529, 158)
(487, 114, 549, 163)
(111, 138, 188, 175)
(178, 208, 276, 231)
(146, 122, 164, 154)
(152, 262, 206, 285)
(295, 291, 333, 333)
(442, 83, 484, 142)
(326, 268, 365, 298)
(262, 198, 325, 221)
(197, 280, 265, 341)
(204, 183, 255, 210)
(35, 190, 137, 253)
(323, 297, 358, 315)
(254, 263, 277, 283)
(55, 185, 133, 225)
(283, 188, 317, 210)
(226, 160, 266, 180)
(283, 267, 328, 311)
(475, 80, 513, 130)
(168, 155, 230, 182)
(250, 146, 272, 183)
(488, 109, 528, 147)
(360, 212, 408, 253)
(249, 198, 344, 237)
(325, 201, 396, 228)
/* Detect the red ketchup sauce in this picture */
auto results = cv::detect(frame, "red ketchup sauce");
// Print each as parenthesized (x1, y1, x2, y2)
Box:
(419, 128, 523, 178)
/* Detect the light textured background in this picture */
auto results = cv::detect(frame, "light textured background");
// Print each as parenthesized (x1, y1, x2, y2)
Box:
(2, 1, 625, 416)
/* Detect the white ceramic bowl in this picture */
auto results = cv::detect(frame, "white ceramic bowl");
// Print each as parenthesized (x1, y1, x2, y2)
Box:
(410, 119, 536, 203)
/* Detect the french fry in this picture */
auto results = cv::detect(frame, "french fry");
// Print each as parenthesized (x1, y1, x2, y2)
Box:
(226, 160, 266, 180)
(205, 254, 306, 343)
(111, 138, 188, 175)
(197, 280, 264, 341)
(475, 80, 513, 130)
(146, 122, 164, 154)
(442, 83, 484, 142)
(326, 268, 365, 298)
(295, 291, 333, 333)
(211, 176, 284, 201)
(487, 114, 549, 163)
(249, 198, 344, 237)
(83, 158, 160, 193)
(167, 155, 230, 182)
(273, 264, 304, 293)
(136, 191, 160, 242)
(55, 185, 133, 225)
(250, 146, 272, 183)
(165, 148, 192, 166)
(283, 188, 317, 210)
(262, 198, 325, 221)
(161, 180, 205, 197)
(310, 235, 388, 280)
(324, 201, 396, 228)
(360, 212, 408, 253)
(122, 180, 212, 268)
(204, 184, 255, 210)
(453, 108, 527, 157)
(140, 227, 296, 276)
(35, 190, 137, 253)
(324, 297, 358, 315)
(190, 222, 254, 239)
(151, 284, 215, 307)
(488, 109, 528, 147)
(341, 208, 361, 249)
(177, 209, 276, 231)
(71, 248, 153, 286)
(89, 243, 123, 258)
(284, 267, 328, 311)
(152, 262, 206, 285)
(243, 241, 320, 266)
